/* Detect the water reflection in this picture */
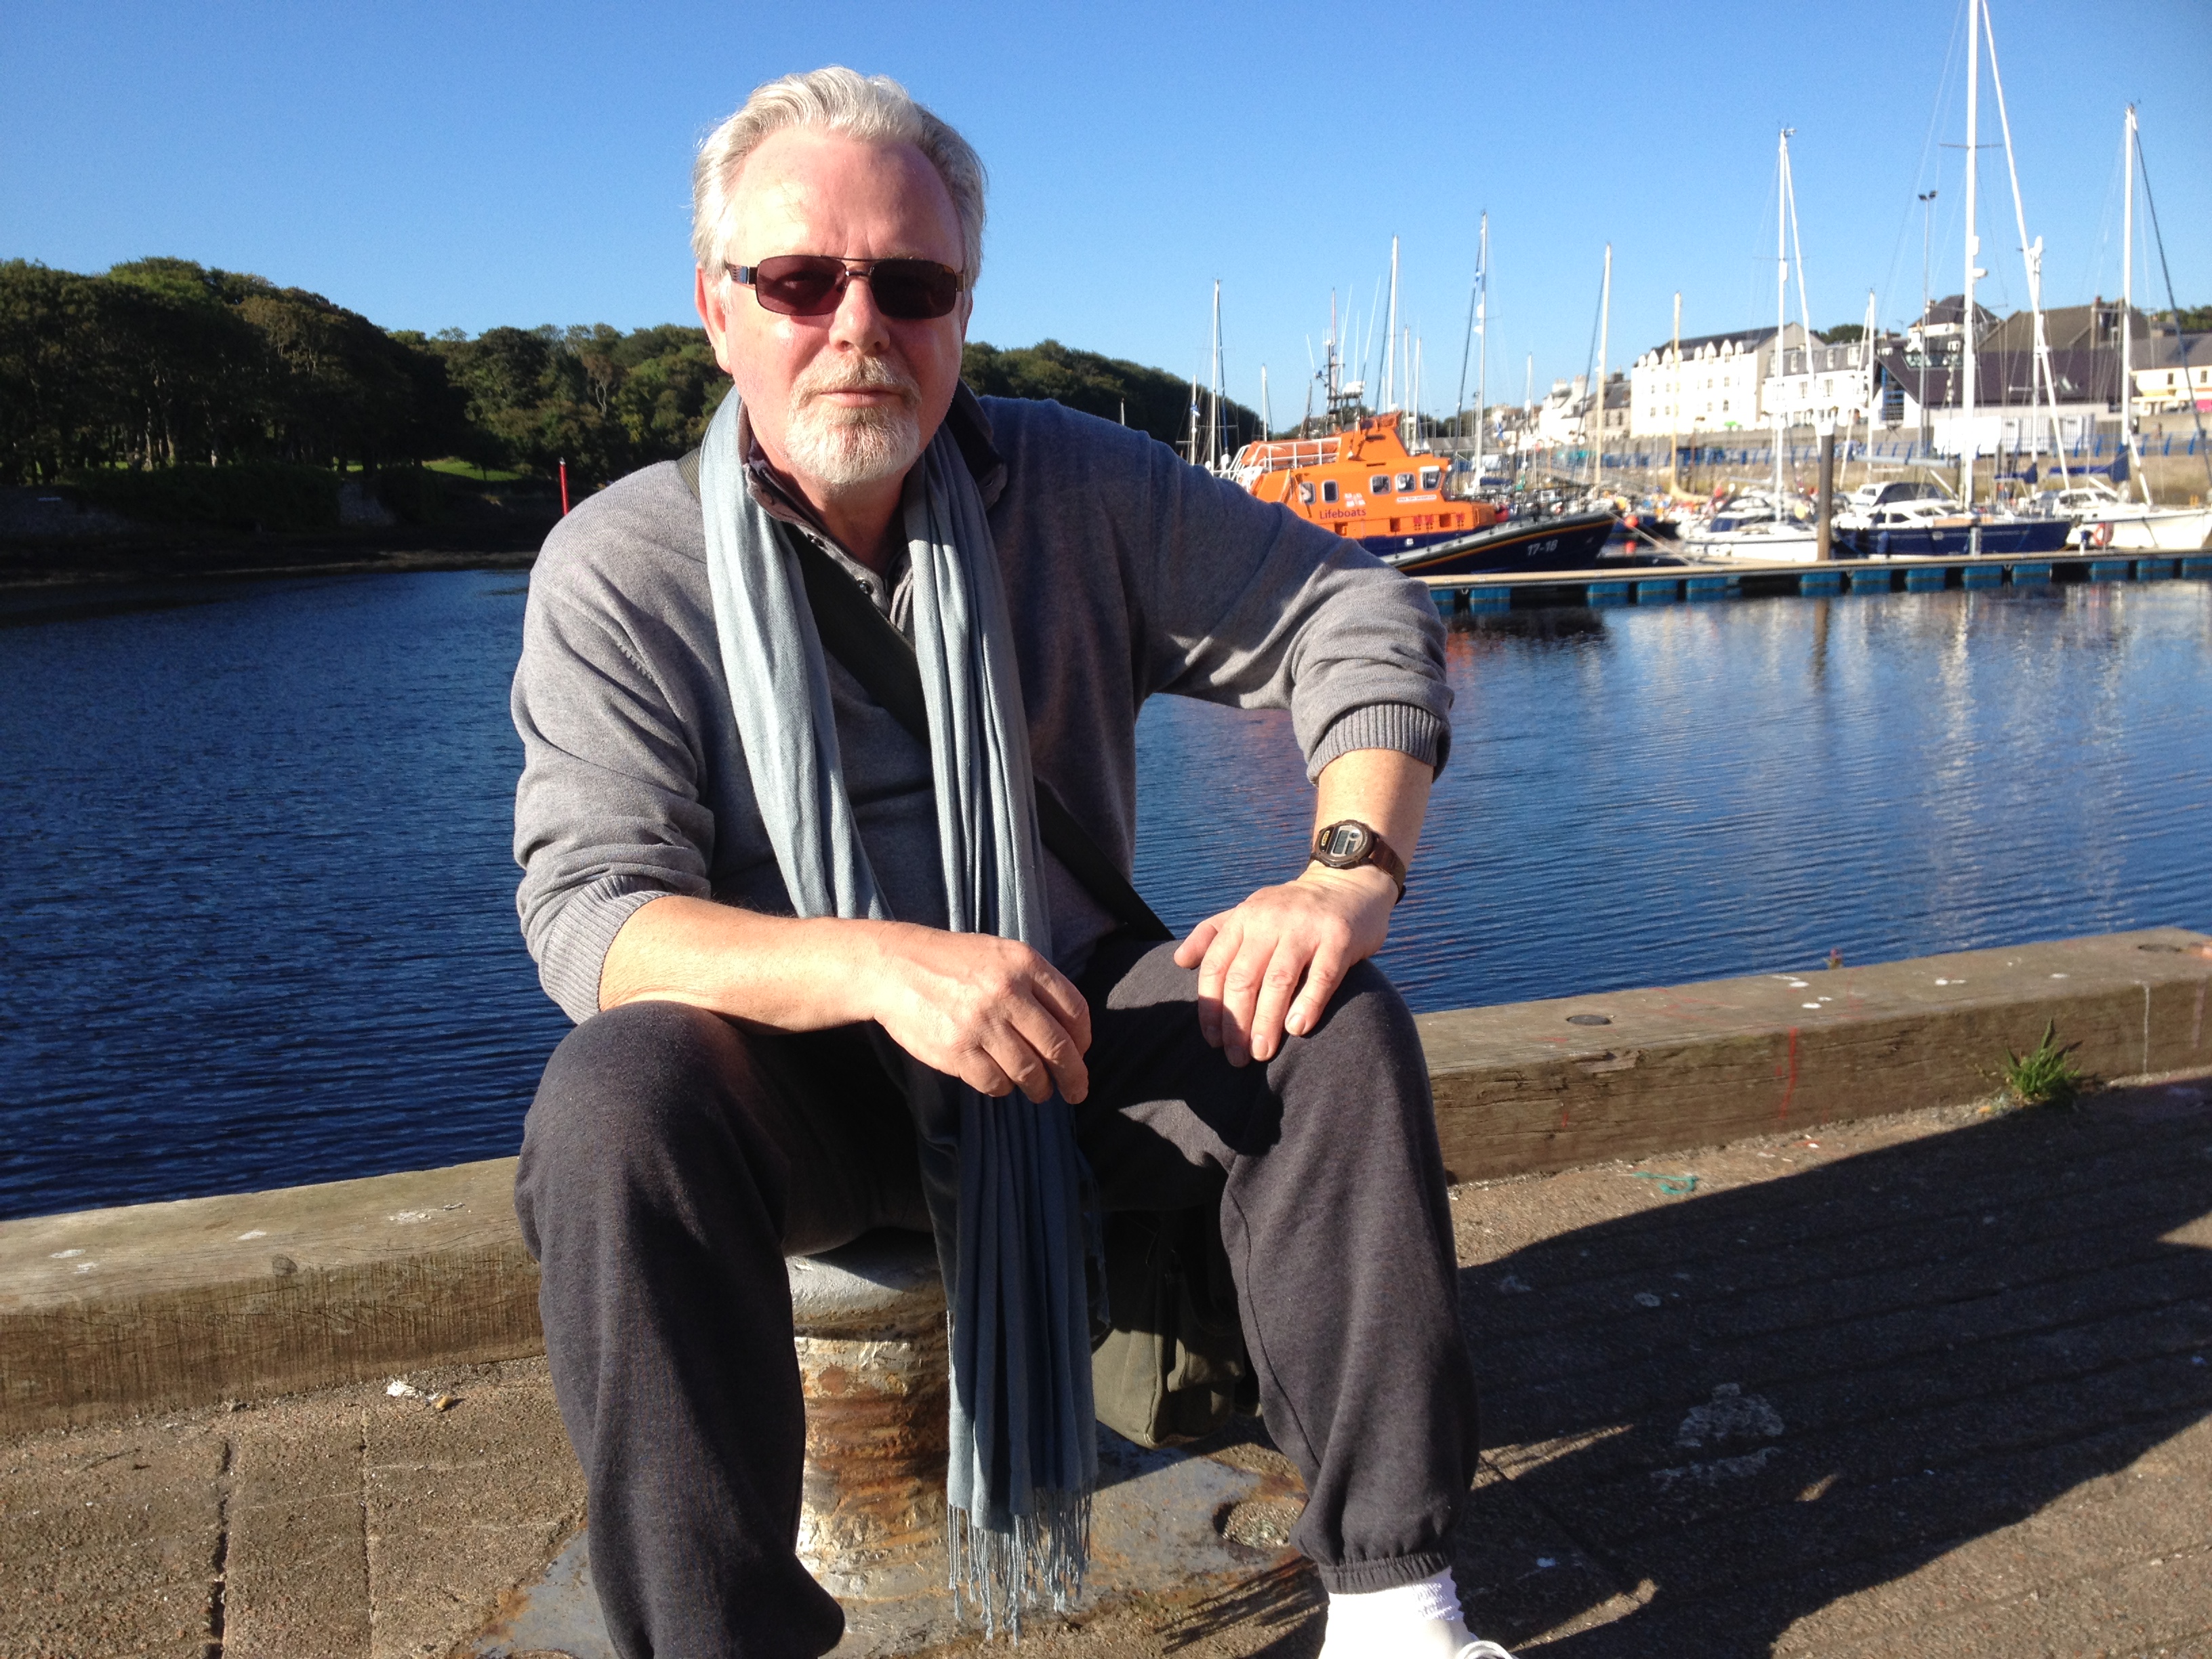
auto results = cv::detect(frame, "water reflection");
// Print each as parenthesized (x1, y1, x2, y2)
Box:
(1, 575, 2206, 1217)
(1142, 583, 2211, 1017)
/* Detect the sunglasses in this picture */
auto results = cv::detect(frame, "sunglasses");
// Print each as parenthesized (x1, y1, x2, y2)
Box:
(730, 255, 965, 321)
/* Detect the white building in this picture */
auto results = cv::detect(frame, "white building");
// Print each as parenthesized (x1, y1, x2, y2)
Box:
(1629, 323, 1810, 438)
(1763, 337, 1879, 428)
(1871, 297, 2123, 456)
(1532, 372, 1629, 447)
(1533, 375, 1584, 445)
(2137, 328, 2212, 413)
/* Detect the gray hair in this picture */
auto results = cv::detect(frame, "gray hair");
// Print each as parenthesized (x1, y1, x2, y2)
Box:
(691, 67, 986, 286)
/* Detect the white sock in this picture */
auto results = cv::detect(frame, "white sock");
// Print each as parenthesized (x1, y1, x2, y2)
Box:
(1319, 1567, 1471, 1656)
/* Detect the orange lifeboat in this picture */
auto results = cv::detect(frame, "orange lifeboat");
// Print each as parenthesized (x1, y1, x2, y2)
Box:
(1227, 414, 1502, 550)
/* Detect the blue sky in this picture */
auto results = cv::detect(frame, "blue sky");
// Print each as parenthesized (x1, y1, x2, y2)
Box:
(5, 0, 2207, 419)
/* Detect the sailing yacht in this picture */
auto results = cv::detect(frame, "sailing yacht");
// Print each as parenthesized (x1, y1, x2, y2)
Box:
(2052, 106, 2212, 551)
(1839, 0, 2070, 558)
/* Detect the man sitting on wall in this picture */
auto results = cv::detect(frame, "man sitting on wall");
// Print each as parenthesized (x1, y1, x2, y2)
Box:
(510, 65, 1502, 1659)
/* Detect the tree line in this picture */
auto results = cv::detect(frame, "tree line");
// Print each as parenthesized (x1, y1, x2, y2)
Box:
(0, 257, 1258, 499)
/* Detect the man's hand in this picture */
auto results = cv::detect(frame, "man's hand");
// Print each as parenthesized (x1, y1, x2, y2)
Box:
(1171, 744, 1432, 1067)
(863, 924, 1092, 1103)
(600, 896, 1091, 1103)
(1173, 863, 1395, 1067)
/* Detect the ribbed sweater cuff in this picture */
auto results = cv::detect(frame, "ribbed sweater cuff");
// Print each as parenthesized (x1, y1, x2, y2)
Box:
(539, 877, 670, 1025)
(1307, 702, 1450, 781)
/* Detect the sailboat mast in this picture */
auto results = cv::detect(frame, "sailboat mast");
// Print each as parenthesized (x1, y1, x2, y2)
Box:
(2122, 104, 2144, 503)
(1961, 0, 1981, 505)
(1978, 0, 2068, 488)
(1474, 213, 1489, 492)
(1207, 279, 1222, 469)
(1413, 335, 1422, 446)
(1775, 127, 1788, 506)
(1862, 287, 1879, 488)
(1261, 365, 1271, 439)
(1595, 242, 1611, 493)
(1327, 289, 1339, 427)
(1383, 236, 1399, 411)
(1670, 290, 1681, 487)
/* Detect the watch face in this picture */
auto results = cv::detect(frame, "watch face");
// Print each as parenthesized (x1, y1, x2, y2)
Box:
(1319, 821, 1372, 863)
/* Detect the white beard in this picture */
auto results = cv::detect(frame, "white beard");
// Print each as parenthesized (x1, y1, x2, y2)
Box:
(781, 360, 924, 491)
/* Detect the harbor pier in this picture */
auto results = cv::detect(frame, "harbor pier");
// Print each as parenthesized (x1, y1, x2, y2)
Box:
(1425, 550, 2212, 614)
(3, 928, 2208, 1655)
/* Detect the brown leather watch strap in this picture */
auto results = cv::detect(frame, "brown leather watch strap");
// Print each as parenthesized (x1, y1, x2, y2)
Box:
(1309, 820, 1408, 901)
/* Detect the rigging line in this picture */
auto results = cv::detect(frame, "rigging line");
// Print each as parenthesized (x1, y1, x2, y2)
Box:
(1580, 251, 1604, 442)
(1353, 277, 1371, 407)
(2075, 136, 2127, 307)
(1975, 0, 2056, 442)
(2132, 127, 2212, 491)
(1784, 137, 1814, 355)
(1876, 0, 1967, 332)
(1870, 0, 1970, 335)
(1454, 230, 1481, 445)
(1747, 148, 1782, 331)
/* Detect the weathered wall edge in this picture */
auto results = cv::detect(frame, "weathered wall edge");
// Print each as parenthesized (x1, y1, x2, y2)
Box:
(4, 926, 2206, 1433)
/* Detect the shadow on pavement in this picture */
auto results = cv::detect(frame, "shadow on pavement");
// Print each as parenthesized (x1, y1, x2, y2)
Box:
(1450, 1090, 2212, 1655)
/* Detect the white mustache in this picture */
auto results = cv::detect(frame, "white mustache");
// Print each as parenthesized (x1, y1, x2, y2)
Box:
(794, 357, 920, 409)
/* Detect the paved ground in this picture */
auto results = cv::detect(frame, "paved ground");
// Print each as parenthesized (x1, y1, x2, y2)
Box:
(5, 1075, 2207, 1658)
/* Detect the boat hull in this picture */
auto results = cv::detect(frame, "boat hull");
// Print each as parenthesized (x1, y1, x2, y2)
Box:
(1376, 511, 1620, 575)
(2073, 509, 2212, 552)
(1836, 518, 2072, 558)
(1680, 529, 1820, 563)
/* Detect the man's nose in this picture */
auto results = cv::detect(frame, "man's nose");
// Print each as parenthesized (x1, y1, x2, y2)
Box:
(825, 269, 891, 353)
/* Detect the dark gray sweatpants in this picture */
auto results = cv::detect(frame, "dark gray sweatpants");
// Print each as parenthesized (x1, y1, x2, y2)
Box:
(514, 937, 1478, 1659)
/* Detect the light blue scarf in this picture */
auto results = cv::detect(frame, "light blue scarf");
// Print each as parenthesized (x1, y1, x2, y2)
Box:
(697, 392, 1097, 1630)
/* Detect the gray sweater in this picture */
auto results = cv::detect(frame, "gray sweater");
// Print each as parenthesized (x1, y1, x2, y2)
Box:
(512, 391, 1452, 1024)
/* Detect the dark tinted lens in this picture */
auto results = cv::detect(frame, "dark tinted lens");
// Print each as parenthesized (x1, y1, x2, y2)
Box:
(750, 255, 846, 316)
(867, 259, 962, 320)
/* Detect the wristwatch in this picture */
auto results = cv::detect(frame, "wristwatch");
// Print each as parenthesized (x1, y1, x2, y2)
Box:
(1309, 819, 1408, 901)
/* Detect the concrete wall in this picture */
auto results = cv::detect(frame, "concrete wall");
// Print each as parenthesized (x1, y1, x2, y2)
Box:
(3, 927, 2207, 1435)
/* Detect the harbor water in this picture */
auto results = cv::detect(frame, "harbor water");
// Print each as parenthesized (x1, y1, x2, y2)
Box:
(2, 569, 2207, 1219)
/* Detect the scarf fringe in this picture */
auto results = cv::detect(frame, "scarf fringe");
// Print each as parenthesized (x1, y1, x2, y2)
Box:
(947, 1490, 1092, 1637)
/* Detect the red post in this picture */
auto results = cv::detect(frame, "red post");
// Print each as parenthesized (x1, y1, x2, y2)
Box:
(558, 458, 571, 516)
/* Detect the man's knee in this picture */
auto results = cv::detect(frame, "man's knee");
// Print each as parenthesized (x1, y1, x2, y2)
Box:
(529, 998, 751, 1148)
(518, 1000, 781, 1250)
(1303, 959, 1423, 1079)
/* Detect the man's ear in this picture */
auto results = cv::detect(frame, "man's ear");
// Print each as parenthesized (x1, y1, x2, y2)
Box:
(696, 267, 740, 377)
